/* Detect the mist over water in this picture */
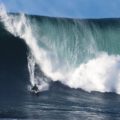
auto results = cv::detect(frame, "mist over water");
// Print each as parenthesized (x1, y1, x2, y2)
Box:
(1, 4, 120, 94)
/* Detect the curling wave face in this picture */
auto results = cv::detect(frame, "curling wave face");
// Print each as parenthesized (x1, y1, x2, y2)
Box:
(1, 4, 120, 94)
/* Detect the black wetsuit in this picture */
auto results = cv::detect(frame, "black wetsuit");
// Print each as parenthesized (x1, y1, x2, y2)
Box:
(32, 84, 39, 91)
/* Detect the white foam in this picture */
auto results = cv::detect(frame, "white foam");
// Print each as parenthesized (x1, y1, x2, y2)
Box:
(65, 53, 120, 93)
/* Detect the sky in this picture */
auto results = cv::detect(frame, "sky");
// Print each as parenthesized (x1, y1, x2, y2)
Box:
(0, 0, 120, 19)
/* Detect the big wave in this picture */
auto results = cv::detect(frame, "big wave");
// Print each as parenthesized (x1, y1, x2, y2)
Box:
(1, 4, 120, 94)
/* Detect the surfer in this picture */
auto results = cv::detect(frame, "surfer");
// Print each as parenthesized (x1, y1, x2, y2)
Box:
(31, 84, 39, 93)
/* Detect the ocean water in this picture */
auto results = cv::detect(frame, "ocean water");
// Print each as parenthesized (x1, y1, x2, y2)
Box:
(0, 4, 120, 119)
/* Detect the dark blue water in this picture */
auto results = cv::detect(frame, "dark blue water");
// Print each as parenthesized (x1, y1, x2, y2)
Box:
(0, 19, 120, 120)
(1, 82, 120, 119)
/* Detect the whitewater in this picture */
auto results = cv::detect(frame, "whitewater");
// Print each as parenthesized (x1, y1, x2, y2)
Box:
(1, 4, 120, 94)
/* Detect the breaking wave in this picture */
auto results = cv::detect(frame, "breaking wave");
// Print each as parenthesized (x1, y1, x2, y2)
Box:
(1, 4, 120, 94)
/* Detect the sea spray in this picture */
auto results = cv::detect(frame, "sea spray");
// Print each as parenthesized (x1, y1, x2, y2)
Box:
(27, 53, 49, 91)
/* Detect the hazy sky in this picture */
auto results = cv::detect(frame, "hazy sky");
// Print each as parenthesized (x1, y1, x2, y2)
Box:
(0, 0, 120, 18)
